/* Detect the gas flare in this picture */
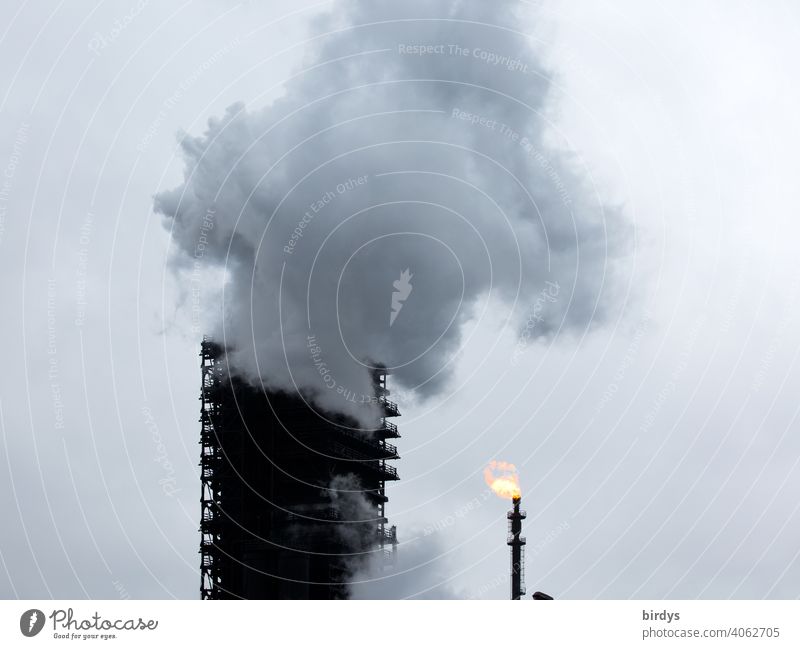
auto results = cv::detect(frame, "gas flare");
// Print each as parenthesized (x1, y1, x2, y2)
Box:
(484, 460, 521, 500)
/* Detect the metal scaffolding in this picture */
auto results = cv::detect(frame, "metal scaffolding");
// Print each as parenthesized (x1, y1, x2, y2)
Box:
(199, 338, 400, 599)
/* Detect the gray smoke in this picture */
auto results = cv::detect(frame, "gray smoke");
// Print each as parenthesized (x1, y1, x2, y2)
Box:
(328, 473, 377, 559)
(154, 0, 627, 425)
(349, 530, 463, 600)
(329, 475, 464, 599)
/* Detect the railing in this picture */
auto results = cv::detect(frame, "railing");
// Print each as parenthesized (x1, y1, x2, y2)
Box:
(330, 442, 399, 479)
(378, 526, 398, 543)
(379, 397, 399, 415)
(335, 427, 398, 457)
(516, 547, 527, 595)
(331, 442, 386, 465)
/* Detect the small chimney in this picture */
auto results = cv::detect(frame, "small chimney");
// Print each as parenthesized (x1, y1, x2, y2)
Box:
(507, 495, 527, 600)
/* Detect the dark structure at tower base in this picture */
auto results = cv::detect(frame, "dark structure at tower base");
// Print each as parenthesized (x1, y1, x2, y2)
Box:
(199, 339, 400, 599)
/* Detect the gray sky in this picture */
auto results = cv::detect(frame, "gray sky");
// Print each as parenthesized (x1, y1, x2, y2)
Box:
(1, 0, 800, 599)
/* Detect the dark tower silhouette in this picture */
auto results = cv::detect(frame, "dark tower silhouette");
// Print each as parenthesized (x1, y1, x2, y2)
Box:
(507, 496, 526, 600)
(199, 338, 400, 599)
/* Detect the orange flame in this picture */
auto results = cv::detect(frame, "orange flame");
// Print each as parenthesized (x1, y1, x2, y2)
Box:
(484, 460, 521, 500)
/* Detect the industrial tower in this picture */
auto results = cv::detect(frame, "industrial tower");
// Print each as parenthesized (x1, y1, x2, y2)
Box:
(508, 496, 527, 600)
(199, 338, 400, 599)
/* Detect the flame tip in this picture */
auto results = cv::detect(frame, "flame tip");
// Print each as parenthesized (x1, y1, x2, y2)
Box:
(484, 459, 521, 501)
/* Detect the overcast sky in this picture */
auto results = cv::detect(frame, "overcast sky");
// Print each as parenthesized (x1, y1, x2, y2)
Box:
(1, 0, 800, 600)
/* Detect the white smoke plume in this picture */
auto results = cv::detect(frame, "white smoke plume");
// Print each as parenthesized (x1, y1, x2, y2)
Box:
(349, 531, 463, 600)
(328, 473, 377, 556)
(154, 0, 628, 425)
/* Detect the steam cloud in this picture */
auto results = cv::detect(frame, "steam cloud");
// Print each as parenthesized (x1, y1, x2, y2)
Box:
(350, 533, 462, 600)
(155, 0, 627, 425)
(328, 473, 376, 560)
